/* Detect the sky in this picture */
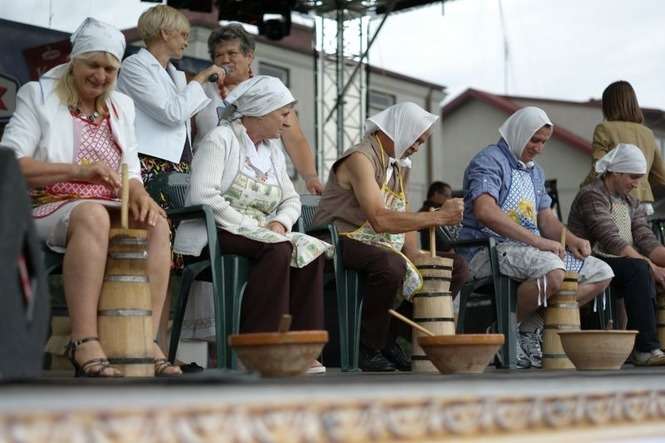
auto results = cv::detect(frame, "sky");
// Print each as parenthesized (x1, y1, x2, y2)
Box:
(1, 0, 664, 109)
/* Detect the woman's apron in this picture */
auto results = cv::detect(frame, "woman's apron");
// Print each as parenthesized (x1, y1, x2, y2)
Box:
(32, 115, 121, 218)
(341, 136, 423, 302)
(488, 168, 584, 273)
(221, 161, 332, 268)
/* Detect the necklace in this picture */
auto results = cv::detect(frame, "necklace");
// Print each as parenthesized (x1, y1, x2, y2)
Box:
(244, 159, 271, 183)
(70, 105, 100, 123)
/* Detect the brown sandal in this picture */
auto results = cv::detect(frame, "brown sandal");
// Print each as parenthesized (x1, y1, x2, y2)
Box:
(66, 337, 122, 378)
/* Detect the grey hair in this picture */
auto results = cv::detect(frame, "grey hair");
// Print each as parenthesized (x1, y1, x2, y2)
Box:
(207, 23, 255, 60)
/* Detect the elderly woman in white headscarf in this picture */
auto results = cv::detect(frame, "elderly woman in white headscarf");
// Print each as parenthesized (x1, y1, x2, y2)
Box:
(312, 102, 466, 372)
(459, 106, 613, 369)
(0, 18, 180, 377)
(174, 75, 332, 372)
(568, 144, 665, 366)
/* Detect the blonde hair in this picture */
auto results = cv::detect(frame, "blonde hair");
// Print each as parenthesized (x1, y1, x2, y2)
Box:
(138, 5, 190, 45)
(54, 52, 120, 114)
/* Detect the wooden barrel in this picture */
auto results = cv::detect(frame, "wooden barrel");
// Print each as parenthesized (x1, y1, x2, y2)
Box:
(543, 272, 580, 370)
(411, 256, 455, 372)
(98, 228, 154, 377)
(657, 293, 665, 347)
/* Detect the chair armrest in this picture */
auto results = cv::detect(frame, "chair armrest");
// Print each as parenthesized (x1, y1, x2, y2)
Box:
(445, 238, 493, 249)
(166, 204, 209, 222)
(305, 222, 333, 237)
(166, 204, 220, 259)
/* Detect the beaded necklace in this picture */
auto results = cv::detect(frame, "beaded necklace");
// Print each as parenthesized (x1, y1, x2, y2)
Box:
(69, 105, 100, 123)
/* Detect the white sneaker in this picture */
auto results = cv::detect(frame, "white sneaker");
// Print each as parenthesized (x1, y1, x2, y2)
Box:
(519, 328, 543, 369)
(305, 360, 326, 375)
(630, 348, 665, 366)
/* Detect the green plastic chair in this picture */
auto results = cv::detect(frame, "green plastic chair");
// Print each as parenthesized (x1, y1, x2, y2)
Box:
(145, 172, 248, 369)
(300, 194, 364, 372)
(445, 231, 519, 369)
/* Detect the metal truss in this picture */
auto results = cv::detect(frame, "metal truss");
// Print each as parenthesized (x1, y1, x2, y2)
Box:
(315, 9, 369, 179)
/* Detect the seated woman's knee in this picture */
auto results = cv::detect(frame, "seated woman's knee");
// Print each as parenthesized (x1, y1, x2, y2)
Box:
(375, 253, 406, 286)
(269, 241, 294, 262)
(69, 203, 111, 236)
(545, 268, 565, 296)
(147, 215, 170, 243)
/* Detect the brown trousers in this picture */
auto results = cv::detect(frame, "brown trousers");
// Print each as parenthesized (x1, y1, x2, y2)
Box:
(340, 237, 469, 350)
(218, 229, 325, 333)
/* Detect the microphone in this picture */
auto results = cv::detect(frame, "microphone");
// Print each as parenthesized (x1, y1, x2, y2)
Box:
(208, 64, 233, 83)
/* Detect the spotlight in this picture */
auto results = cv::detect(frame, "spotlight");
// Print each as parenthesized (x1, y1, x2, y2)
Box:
(258, 13, 291, 40)
(217, 0, 295, 40)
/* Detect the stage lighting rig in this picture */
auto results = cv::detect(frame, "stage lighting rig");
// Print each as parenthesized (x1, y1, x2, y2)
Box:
(217, 0, 296, 40)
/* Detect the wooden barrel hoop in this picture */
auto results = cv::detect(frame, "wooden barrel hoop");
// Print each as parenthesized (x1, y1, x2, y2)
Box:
(412, 256, 454, 372)
(98, 229, 154, 377)
(542, 272, 580, 370)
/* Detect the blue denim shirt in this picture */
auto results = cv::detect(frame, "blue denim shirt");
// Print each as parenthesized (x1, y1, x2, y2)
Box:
(458, 138, 552, 260)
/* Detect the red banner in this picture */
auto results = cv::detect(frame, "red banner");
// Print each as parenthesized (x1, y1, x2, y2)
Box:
(23, 39, 71, 81)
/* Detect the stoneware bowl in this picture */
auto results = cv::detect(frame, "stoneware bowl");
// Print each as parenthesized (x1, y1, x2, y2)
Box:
(418, 334, 505, 374)
(228, 330, 328, 377)
(558, 330, 637, 370)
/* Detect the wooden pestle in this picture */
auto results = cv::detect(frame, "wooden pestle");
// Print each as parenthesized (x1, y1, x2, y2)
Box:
(389, 309, 435, 337)
(121, 163, 129, 230)
(278, 314, 292, 333)
(429, 207, 437, 258)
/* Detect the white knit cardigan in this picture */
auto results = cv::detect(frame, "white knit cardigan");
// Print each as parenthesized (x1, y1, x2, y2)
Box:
(173, 119, 301, 256)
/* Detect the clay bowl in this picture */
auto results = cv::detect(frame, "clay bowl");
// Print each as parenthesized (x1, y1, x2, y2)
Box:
(418, 334, 505, 374)
(558, 330, 637, 370)
(228, 330, 328, 377)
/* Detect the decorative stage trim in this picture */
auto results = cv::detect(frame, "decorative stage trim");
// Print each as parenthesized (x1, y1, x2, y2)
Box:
(2, 389, 665, 442)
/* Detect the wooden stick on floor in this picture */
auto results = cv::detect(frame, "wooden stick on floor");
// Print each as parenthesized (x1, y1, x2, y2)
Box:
(388, 309, 435, 337)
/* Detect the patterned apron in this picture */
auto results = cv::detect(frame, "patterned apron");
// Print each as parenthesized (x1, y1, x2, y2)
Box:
(592, 196, 632, 258)
(32, 115, 121, 218)
(222, 163, 332, 269)
(341, 136, 423, 301)
(489, 168, 584, 273)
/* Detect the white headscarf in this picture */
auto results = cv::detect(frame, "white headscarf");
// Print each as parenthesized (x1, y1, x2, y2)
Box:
(595, 143, 647, 175)
(498, 106, 553, 167)
(223, 76, 295, 120)
(364, 102, 438, 161)
(70, 17, 126, 62)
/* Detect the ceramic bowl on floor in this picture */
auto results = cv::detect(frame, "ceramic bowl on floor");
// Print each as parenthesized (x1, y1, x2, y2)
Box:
(557, 330, 637, 370)
(418, 334, 505, 374)
(229, 330, 328, 377)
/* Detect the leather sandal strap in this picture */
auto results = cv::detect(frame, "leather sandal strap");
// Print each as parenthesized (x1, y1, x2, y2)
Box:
(67, 336, 100, 351)
(80, 358, 112, 374)
(154, 358, 177, 375)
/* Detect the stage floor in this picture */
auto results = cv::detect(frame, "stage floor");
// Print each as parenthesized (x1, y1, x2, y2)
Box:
(2, 367, 665, 442)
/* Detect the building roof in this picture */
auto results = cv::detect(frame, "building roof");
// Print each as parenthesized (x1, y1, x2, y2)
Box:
(440, 88, 595, 155)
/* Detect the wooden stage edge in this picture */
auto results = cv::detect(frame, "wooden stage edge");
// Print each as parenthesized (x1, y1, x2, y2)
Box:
(1, 368, 665, 442)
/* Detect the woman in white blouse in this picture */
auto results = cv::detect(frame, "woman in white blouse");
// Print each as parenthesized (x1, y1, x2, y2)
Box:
(175, 76, 332, 373)
(1, 18, 179, 377)
(117, 4, 225, 198)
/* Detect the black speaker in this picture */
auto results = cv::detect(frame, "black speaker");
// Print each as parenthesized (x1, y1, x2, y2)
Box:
(0, 147, 49, 380)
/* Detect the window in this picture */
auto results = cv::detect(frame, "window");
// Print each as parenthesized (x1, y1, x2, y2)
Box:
(368, 90, 396, 114)
(258, 62, 290, 87)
